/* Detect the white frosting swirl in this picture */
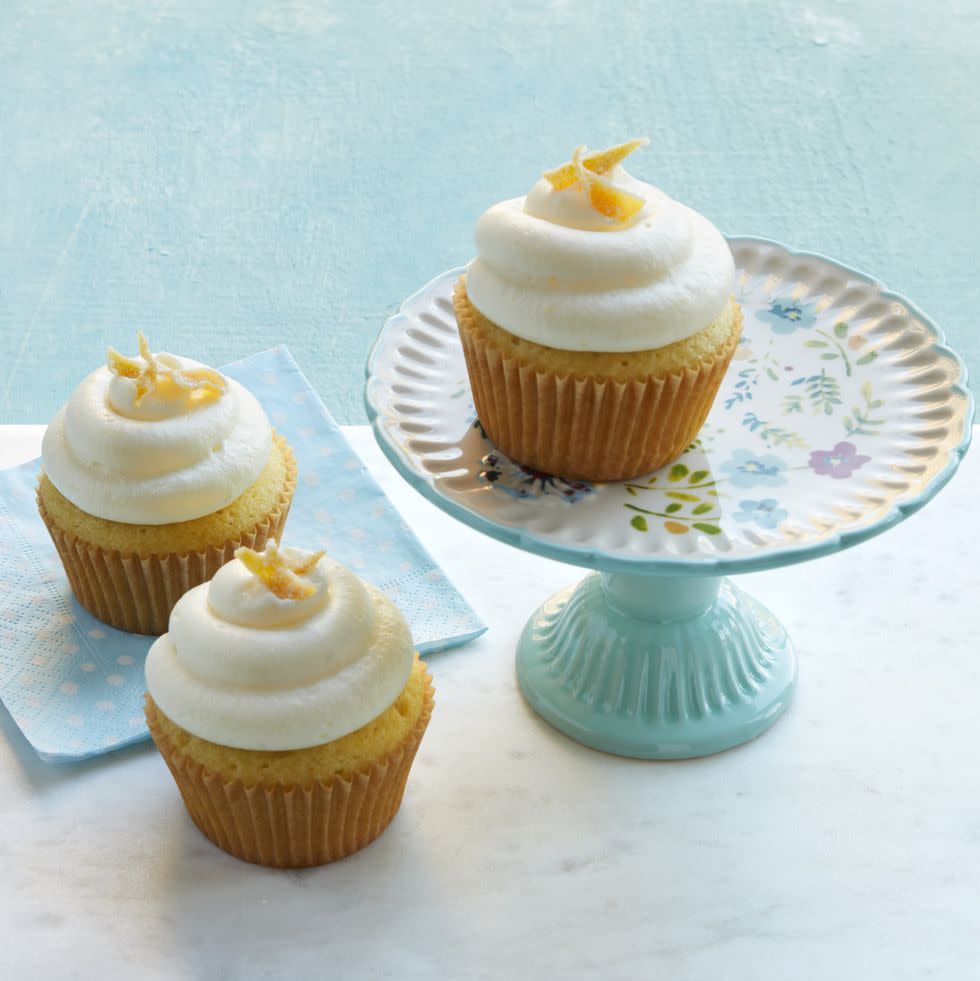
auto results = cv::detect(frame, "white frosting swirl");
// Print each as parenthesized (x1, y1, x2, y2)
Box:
(41, 353, 272, 524)
(465, 165, 735, 352)
(145, 551, 415, 750)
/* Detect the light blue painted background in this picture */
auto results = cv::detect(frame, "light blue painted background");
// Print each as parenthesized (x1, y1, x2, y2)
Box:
(1, 0, 977, 424)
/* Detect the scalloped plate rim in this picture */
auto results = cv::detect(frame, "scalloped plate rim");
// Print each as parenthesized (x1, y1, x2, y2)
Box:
(364, 236, 974, 578)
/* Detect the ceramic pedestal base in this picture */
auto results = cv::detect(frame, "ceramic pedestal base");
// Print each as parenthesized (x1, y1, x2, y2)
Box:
(516, 573, 797, 759)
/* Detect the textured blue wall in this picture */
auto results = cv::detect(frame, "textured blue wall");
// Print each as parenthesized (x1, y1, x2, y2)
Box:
(1, 0, 977, 423)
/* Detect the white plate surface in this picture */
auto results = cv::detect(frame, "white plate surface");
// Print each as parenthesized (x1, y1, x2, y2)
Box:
(366, 239, 972, 575)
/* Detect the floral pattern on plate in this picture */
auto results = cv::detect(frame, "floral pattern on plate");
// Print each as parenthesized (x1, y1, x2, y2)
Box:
(365, 239, 972, 572)
(479, 452, 594, 503)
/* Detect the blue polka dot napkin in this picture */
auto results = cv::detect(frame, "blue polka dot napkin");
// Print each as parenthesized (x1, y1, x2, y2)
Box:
(0, 346, 485, 762)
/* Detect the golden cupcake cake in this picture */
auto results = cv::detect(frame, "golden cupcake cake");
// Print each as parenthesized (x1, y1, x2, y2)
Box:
(38, 334, 296, 634)
(144, 541, 434, 868)
(455, 139, 741, 481)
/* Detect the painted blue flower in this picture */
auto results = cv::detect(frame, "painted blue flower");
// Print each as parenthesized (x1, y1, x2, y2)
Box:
(720, 448, 788, 488)
(758, 299, 818, 334)
(478, 452, 593, 503)
(733, 498, 788, 530)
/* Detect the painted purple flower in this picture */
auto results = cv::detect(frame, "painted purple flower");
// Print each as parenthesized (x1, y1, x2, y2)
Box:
(808, 441, 870, 479)
(733, 498, 788, 530)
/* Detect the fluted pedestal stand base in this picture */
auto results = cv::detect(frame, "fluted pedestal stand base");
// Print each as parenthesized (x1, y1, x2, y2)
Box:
(516, 572, 797, 759)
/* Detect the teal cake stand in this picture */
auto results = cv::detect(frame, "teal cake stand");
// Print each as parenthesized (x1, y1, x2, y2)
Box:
(365, 239, 973, 759)
(513, 572, 795, 758)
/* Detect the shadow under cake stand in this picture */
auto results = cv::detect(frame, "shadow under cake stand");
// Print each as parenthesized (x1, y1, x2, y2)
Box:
(365, 238, 973, 759)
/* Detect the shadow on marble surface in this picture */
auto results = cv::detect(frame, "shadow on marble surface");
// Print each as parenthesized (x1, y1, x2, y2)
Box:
(155, 796, 451, 976)
(0, 697, 153, 791)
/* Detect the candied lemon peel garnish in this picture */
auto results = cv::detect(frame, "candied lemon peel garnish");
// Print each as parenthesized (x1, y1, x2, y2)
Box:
(235, 541, 327, 600)
(543, 138, 649, 189)
(543, 139, 649, 222)
(107, 332, 227, 406)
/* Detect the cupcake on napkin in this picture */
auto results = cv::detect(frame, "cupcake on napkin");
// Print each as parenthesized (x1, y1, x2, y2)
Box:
(38, 334, 296, 634)
(455, 139, 740, 481)
(144, 540, 434, 868)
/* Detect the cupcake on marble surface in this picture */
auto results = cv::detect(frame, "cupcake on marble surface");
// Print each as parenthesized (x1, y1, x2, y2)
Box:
(144, 540, 434, 868)
(37, 334, 296, 634)
(455, 139, 741, 481)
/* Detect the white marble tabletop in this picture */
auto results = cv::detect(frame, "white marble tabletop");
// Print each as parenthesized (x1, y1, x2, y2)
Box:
(2, 425, 978, 981)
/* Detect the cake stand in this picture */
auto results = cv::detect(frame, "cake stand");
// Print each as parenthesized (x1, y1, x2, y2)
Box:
(365, 238, 973, 759)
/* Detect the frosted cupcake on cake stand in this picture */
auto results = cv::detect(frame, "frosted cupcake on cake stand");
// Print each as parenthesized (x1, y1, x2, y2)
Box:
(366, 150, 972, 759)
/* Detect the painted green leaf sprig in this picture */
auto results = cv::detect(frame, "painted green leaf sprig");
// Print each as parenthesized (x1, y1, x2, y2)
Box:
(626, 464, 722, 536)
(844, 381, 886, 437)
(802, 321, 878, 377)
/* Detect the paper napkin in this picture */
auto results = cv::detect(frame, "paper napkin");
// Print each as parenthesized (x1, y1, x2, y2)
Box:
(0, 346, 485, 761)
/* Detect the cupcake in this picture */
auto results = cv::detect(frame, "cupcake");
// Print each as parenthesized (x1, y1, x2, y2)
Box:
(455, 139, 741, 481)
(38, 334, 296, 634)
(144, 541, 434, 868)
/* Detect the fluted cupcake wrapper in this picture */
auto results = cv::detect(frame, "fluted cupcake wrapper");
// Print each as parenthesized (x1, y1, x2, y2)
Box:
(37, 434, 297, 636)
(145, 671, 435, 868)
(456, 291, 741, 482)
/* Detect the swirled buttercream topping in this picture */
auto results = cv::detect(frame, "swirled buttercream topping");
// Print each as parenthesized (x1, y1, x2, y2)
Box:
(464, 139, 735, 352)
(41, 335, 272, 524)
(145, 546, 415, 750)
